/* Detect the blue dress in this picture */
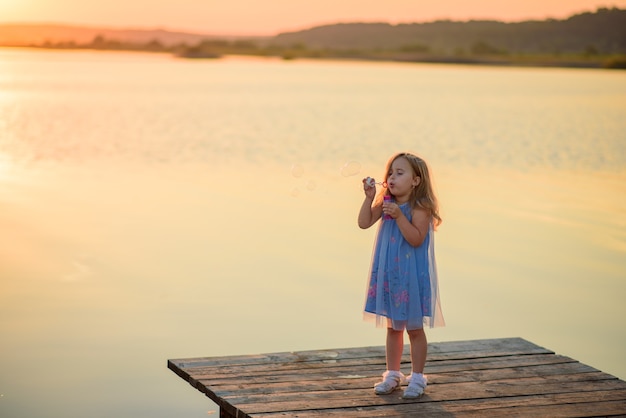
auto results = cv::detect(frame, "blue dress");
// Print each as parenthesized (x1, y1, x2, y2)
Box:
(364, 202, 445, 330)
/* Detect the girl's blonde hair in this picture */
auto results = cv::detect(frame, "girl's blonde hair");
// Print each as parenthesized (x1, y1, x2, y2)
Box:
(378, 152, 442, 227)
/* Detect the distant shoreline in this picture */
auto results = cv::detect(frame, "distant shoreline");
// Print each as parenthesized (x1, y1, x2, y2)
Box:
(2, 44, 623, 70)
(2, 8, 625, 70)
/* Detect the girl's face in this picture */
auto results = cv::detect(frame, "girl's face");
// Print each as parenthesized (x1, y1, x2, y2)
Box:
(387, 157, 420, 201)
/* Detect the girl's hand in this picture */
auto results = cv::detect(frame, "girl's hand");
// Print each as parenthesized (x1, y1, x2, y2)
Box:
(362, 177, 376, 199)
(382, 200, 400, 219)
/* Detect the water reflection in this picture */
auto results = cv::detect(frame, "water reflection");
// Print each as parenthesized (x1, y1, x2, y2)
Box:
(0, 49, 625, 418)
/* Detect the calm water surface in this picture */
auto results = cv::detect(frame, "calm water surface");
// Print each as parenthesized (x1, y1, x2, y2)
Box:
(0, 48, 625, 417)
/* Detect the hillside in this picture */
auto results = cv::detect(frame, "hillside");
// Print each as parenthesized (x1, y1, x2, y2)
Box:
(271, 7, 626, 55)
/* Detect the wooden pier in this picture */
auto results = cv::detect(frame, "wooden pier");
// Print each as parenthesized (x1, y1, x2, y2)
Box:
(168, 337, 626, 417)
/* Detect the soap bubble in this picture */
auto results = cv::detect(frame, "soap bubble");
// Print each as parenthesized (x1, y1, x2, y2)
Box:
(291, 164, 304, 178)
(306, 180, 317, 191)
(290, 187, 301, 197)
(340, 160, 361, 177)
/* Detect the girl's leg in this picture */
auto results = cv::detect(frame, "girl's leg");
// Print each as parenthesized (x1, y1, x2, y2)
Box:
(407, 328, 427, 373)
(373, 328, 405, 395)
(403, 328, 428, 399)
(386, 327, 404, 371)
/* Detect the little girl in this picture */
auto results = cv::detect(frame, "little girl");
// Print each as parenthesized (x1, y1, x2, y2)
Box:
(358, 152, 444, 399)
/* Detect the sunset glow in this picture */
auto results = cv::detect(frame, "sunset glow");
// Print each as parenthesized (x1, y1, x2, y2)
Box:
(0, 0, 625, 35)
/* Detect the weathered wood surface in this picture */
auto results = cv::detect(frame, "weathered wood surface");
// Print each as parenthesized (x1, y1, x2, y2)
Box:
(168, 337, 626, 417)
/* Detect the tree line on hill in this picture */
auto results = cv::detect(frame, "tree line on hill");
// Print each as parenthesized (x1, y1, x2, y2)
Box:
(272, 7, 626, 54)
(5, 7, 626, 68)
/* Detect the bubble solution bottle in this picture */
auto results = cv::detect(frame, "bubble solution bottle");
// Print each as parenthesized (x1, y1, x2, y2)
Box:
(383, 195, 393, 220)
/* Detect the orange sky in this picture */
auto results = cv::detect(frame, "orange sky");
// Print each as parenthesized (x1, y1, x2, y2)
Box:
(1, 0, 625, 35)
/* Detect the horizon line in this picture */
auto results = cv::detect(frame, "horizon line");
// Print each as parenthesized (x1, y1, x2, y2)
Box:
(0, 6, 619, 38)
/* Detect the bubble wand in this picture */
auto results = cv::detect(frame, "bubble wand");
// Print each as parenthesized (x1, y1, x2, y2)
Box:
(364, 177, 387, 188)
(365, 177, 392, 220)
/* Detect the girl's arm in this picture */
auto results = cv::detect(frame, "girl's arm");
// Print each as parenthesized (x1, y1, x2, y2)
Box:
(358, 181, 382, 229)
(358, 197, 382, 229)
(394, 207, 430, 247)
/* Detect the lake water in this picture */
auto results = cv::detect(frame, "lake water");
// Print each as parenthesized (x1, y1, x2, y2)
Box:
(0, 48, 625, 417)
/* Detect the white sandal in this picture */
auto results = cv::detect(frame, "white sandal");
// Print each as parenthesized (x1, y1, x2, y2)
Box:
(402, 372, 427, 399)
(374, 370, 405, 395)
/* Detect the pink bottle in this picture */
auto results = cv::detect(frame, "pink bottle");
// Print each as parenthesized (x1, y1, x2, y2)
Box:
(383, 195, 392, 220)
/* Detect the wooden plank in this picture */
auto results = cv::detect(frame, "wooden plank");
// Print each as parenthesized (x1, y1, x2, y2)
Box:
(202, 368, 614, 397)
(256, 392, 626, 417)
(193, 355, 576, 380)
(217, 378, 626, 415)
(453, 400, 626, 417)
(216, 372, 626, 413)
(169, 337, 551, 369)
(189, 353, 578, 383)
(189, 355, 582, 398)
(167, 338, 626, 417)
(186, 353, 563, 378)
